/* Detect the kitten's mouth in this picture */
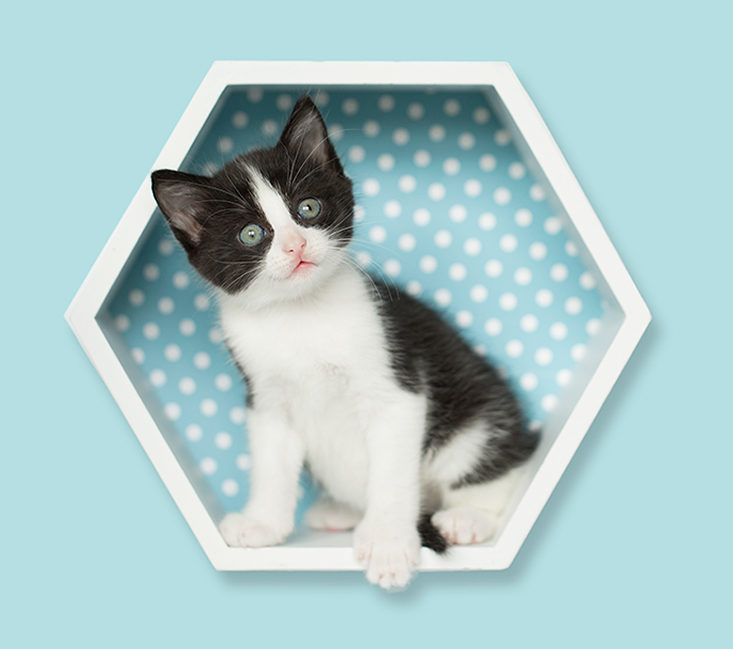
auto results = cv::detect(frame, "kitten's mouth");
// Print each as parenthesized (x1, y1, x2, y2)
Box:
(289, 260, 317, 278)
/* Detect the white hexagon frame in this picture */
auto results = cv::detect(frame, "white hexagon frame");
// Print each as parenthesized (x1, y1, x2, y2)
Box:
(66, 61, 650, 571)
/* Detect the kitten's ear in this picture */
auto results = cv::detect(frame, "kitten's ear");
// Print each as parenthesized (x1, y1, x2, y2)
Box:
(277, 95, 344, 174)
(151, 170, 210, 252)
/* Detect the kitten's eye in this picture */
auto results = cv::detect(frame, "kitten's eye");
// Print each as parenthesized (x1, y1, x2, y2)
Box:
(239, 223, 265, 246)
(297, 198, 321, 220)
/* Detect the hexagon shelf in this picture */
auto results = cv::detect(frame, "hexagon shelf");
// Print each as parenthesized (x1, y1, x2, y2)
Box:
(66, 61, 649, 571)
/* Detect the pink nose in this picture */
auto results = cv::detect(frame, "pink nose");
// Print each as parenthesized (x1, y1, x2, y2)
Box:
(281, 231, 307, 256)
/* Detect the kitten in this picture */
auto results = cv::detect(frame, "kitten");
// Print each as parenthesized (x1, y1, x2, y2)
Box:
(151, 96, 538, 589)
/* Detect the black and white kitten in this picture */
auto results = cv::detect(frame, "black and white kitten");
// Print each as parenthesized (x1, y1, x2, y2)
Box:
(151, 96, 538, 589)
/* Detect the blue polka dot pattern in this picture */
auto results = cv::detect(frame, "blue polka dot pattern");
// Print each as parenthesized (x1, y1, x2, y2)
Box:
(107, 88, 604, 516)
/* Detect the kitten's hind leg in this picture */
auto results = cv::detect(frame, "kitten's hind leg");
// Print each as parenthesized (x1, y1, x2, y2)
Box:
(305, 496, 363, 532)
(431, 468, 523, 545)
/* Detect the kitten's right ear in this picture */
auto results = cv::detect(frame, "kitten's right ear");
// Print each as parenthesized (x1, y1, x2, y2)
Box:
(151, 170, 210, 252)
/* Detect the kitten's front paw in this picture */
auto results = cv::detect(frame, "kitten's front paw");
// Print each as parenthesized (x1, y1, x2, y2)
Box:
(219, 512, 291, 548)
(353, 520, 421, 590)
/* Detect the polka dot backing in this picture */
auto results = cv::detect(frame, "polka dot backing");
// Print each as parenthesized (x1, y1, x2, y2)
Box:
(107, 88, 605, 516)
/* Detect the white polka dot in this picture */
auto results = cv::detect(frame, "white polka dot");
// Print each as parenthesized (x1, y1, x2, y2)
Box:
(173, 271, 189, 289)
(201, 398, 218, 416)
(115, 314, 130, 332)
(499, 292, 518, 311)
(131, 348, 145, 364)
(378, 94, 395, 111)
(494, 129, 511, 145)
(484, 318, 502, 336)
(143, 322, 159, 340)
(541, 394, 558, 412)
(185, 424, 203, 442)
(203, 162, 218, 176)
(354, 205, 366, 222)
(474, 345, 486, 356)
(377, 153, 395, 171)
(544, 216, 562, 235)
(473, 106, 490, 123)
(194, 351, 211, 369)
(261, 119, 277, 136)
(428, 183, 446, 200)
(515, 209, 533, 227)
(158, 238, 174, 255)
(413, 208, 431, 226)
(479, 154, 497, 172)
(550, 263, 569, 282)
(236, 454, 252, 471)
(398, 233, 416, 251)
(429, 124, 446, 142)
(215, 431, 232, 450)
(485, 259, 503, 277)
(571, 344, 587, 361)
(470, 284, 488, 302)
(129, 289, 145, 306)
(164, 344, 181, 362)
(363, 119, 380, 137)
(342, 98, 359, 115)
(449, 205, 467, 223)
(550, 322, 568, 340)
(443, 158, 461, 175)
(449, 263, 467, 281)
(443, 99, 461, 115)
(479, 212, 497, 230)
(179, 377, 196, 395)
(464, 179, 482, 197)
(164, 403, 181, 421)
(209, 327, 224, 344)
(246, 87, 263, 102)
(158, 297, 174, 314)
(392, 128, 410, 145)
(520, 373, 538, 391)
(586, 318, 601, 336)
(434, 230, 452, 248)
(514, 267, 532, 285)
(399, 175, 417, 192)
(556, 369, 572, 387)
(215, 373, 233, 391)
(222, 479, 239, 497)
(500, 234, 518, 252)
(565, 241, 579, 257)
(580, 272, 596, 289)
(150, 369, 166, 387)
(276, 93, 293, 111)
(493, 187, 511, 205)
(194, 293, 210, 311)
(384, 200, 402, 218)
(217, 137, 233, 154)
(434, 289, 452, 306)
(232, 111, 248, 128)
(230, 406, 246, 425)
(520, 314, 539, 332)
(530, 184, 546, 201)
(369, 225, 387, 243)
(179, 318, 196, 336)
(458, 132, 475, 149)
(506, 339, 524, 357)
(362, 178, 380, 196)
(420, 255, 438, 273)
(384, 259, 401, 277)
(508, 162, 526, 179)
(314, 91, 329, 106)
(565, 297, 583, 315)
(529, 242, 547, 260)
(200, 457, 217, 475)
(536, 289, 554, 307)
(414, 150, 431, 167)
(535, 348, 553, 366)
(348, 145, 366, 163)
(456, 311, 473, 328)
(463, 237, 482, 256)
(406, 280, 422, 296)
(329, 124, 344, 141)
(407, 102, 425, 119)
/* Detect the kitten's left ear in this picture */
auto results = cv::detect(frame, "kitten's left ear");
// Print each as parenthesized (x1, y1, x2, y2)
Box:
(277, 95, 344, 175)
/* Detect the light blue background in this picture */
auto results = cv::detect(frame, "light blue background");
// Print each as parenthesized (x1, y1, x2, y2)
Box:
(2, 1, 731, 647)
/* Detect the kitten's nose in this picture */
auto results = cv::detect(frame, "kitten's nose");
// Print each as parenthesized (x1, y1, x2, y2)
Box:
(281, 231, 307, 256)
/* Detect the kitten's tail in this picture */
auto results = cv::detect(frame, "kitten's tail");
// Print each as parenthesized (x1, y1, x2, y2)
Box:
(418, 513, 448, 554)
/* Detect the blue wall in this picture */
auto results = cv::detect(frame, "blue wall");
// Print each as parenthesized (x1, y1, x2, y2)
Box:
(2, 1, 730, 646)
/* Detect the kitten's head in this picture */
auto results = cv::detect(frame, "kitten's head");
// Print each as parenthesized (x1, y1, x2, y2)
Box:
(151, 96, 354, 307)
